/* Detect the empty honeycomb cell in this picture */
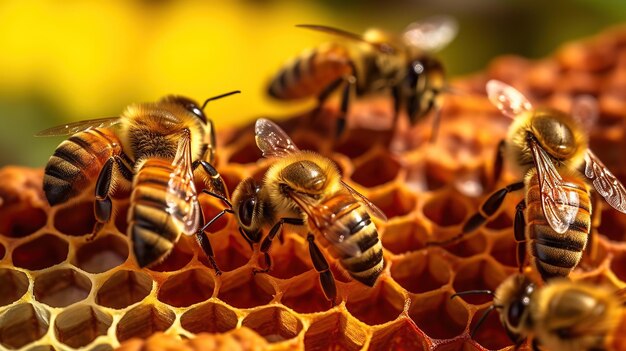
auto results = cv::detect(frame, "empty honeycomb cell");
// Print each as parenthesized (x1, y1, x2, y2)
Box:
(440, 232, 487, 258)
(350, 151, 400, 188)
(334, 131, 382, 159)
(157, 268, 215, 307)
(0, 268, 29, 307)
(368, 319, 426, 351)
(116, 304, 175, 342)
(280, 282, 333, 314)
(0, 303, 50, 349)
(53, 201, 96, 236)
(180, 301, 238, 334)
(147, 237, 194, 272)
(452, 257, 509, 305)
(422, 192, 467, 228)
(54, 305, 112, 348)
(291, 133, 324, 153)
(33, 268, 92, 308)
(470, 306, 511, 350)
(217, 273, 274, 309)
(264, 237, 311, 280)
(0, 205, 46, 238)
(408, 293, 468, 340)
(381, 219, 428, 255)
(241, 305, 303, 343)
(27, 346, 55, 351)
(12, 233, 68, 270)
(228, 140, 262, 164)
(369, 186, 417, 219)
(303, 312, 366, 351)
(490, 233, 518, 268)
(345, 279, 405, 326)
(209, 234, 253, 273)
(74, 234, 129, 273)
(484, 212, 513, 231)
(390, 251, 451, 294)
(96, 270, 153, 309)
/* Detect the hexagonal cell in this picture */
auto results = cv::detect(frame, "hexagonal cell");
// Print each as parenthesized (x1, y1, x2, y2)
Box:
(0, 303, 50, 349)
(96, 270, 152, 309)
(208, 234, 253, 273)
(439, 232, 487, 259)
(368, 319, 426, 351)
(334, 130, 381, 159)
(54, 305, 112, 348)
(346, 279, 405, 326)
(242, 306, 303, 343)
(0, 268, 29, 307)
(53, 201, 96, 236)
(408, 292, 468, 340)
(351, 152, 401, 188)
(0, 204, 46, 238)
(304, 312, 366, 351)
(74, 234, 129, 273)
(228, 140, 262, 164)
(422, 192, 467, 228)
(369, 186, 417, 219)
(381, 219, 428, 255)
(34, 268, 91, 308)
(217, 273, 274, 309)
(390, 251, 451, 294)
(180, 301, 238, 334)
(265, 237, 311, 280)
(12, 234, 68, 270)
(157, 268, 215, 307)
(198, 197, 231, 234)
(280, 281, 333, 314)
(147, 237, 194, 272)
(484, 212, 513, 231)
(116, 304, 175, 342)
(470, 306, 512, 350)
(452, 257, 509, 305)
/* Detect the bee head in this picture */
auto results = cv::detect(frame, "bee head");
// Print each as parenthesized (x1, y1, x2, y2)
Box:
(494, 274, 535, 345)
(160, 95, 207, 124)
(231, 177, 262, 242)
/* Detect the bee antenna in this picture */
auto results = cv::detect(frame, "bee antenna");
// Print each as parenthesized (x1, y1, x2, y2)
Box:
(450, 290, 494, 300)
(201, 90, 241, 110)
(471, 304, 497, 338)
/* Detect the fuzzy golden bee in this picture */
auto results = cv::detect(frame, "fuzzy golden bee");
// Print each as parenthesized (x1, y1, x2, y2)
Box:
(268, 16, 457, 138)
(203, 118, 386, 302)
(454, 274, 623, 351)
(38, 92, 239, 270)
(430, 80, 626, 281)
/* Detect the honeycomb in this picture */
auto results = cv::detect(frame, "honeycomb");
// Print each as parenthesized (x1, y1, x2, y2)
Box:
(3, 26, 626, 351)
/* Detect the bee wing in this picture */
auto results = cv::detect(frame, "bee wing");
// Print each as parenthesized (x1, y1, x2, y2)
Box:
(584, 150, 626, 213)
(571, 95, 599, 131)
(254, 118, 301, 158)
(166, 131, 201, 235)
(402, 15, 458, 52)
(486, 80, 533, 119)
(341, 181, 387, 222)
(35, 117, 122, 137)
(296, 24, 395, 54)
(529, 138, 580, 234)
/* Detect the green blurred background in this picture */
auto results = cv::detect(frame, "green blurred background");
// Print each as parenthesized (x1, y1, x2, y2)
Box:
(1, 0, 625, 167)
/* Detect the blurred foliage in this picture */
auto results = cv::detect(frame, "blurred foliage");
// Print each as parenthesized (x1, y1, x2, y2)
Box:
(0, 0, 625, 167)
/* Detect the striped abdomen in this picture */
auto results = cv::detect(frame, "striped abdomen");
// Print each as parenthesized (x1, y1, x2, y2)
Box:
(129, 158, 190, 267)
(43, 128, 123, 205)
(315, 190, 384, 287)
(525, 173, 591, 281)
(268, 43, 353, 100)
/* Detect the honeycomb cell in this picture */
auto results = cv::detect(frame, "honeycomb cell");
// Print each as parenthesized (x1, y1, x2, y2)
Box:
(0, 205, 46, 238)
(228, 140, 262, 164)
(441, 232, 487, 258)
(369, 186, 417, 219)
(452, 257, 509, 305)
(368, 319, 426, 351)
(74, 234, 129, 273)
(304, 312, 366, 351)
(198, 197, 230, 233)
(422, 192, 467, 227)
(217, 273, 274, 309)
(490, 233, 517, 268)
(0, 303, 50, 349)
(334, 131, 381, 159)
(390, 251, 451, 294)
(241, 306, 303, 343)
(116, 304, 175, 342)
(265, 237, 311, 280)
(484, 212, 513, 231)
(90, 345, 114, 351)
(0, 268, 29, 307)
(599, 207, 626, 242)
(381, 219, 427, 255)
(351, 152, 400, 188)
(54, 305, 112, 348)
(12, 234, 68, 270)
(346, 279, 405, 326)
(157, 268, 215, 307)
(27, 346, 55, 351)
(180, 301, 238, 334)
(147, 237, 194, 272)
(470, 306, 512, 350)
(280, 282, 332, 314)
(34, 268, 91, 308)
(210, 235, 253, 273)
(53, 201, 96, 236)
(96, 270, 152, 309)
(408, 293, 468, 340)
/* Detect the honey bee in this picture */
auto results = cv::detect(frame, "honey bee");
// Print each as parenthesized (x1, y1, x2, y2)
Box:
(429, 80, 626, 281)
(268, 16, 458, 139)
(203, 118, 386, 302)
(453, 274, 623, 351)
(37, 92, 239, 270)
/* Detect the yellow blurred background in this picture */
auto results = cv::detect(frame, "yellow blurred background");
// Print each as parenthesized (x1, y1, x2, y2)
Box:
(1, 0, 625, 166)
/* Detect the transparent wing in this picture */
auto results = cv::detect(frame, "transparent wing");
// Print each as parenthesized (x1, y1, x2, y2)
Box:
(402, 15, 458, 52)
(486, 80, 533, 119)
(166, 131, 201, 235)
(341, 180, 387, 221)
(296, 24, 395, 54)
(529, 138, 579, 233)
(571, 95, 599, 131)
(35, 117, 122, 137)
(254, 118, 300, 158)
(584, 150, 626, 213)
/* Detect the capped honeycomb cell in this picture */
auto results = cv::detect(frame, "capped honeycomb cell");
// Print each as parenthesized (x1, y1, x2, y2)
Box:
(54, 305, 112, 348)
(304, 312, 366, 351)
(53, 201, 96, 236)
(157, 268, 215, 307)
(96, 270, 153, 309)
(0, 268, 29, 307)
(180, 301, 238, 334)
(33, 268, 91, 307)
(241, 305, 303, 343)
(74, 234, 129, 273)
(0, 303, 50, 349)
(12, 233, 68, 270)
(116, 304, 175, 342)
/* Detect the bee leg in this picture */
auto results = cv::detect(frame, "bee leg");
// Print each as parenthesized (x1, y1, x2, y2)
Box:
(492, 140, 506, 188)
(92, 155, 133, 240)
(514, 200, 527, 272)
(307, 234, 337, 304)
(335, 76, 356, 139)
(427, 181, 524, 246)
(428, 105, 442, 144)
(253, 217, 305, 274)
(313, 77, 345, 121)
(195, 161, 228, 199)
(195, 210, 224, 275)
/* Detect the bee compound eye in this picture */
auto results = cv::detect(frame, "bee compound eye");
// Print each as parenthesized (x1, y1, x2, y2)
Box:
(507, 300, 526, 328)
(239, 197, 256, 228)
